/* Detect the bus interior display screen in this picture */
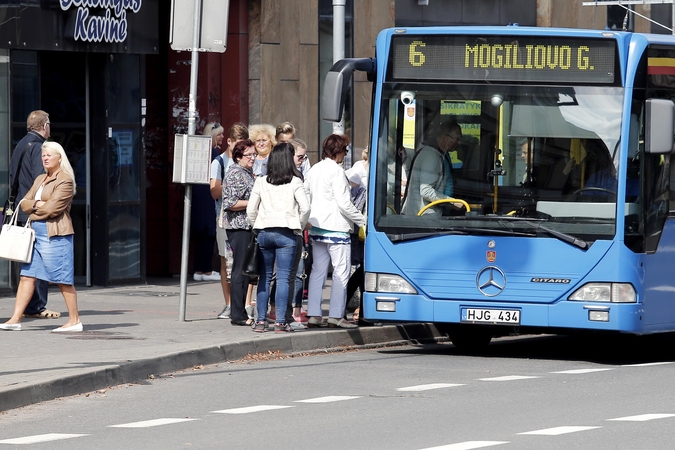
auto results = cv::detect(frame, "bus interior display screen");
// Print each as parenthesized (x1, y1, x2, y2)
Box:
(390, 35, 617, 84)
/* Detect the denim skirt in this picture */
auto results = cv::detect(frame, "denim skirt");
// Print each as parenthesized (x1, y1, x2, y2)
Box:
(21, 220, 75, 285)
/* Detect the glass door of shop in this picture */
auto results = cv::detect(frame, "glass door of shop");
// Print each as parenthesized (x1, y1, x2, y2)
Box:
(11, 50, 90, 285)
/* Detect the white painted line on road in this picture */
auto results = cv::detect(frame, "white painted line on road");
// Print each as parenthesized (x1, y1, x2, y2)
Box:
(109, 418, 198, 428)
(418, 441, 509, 450)
(519, 425, 600, 435)
(478, 375, 539, 382)
(550, 368, 614, 374)
(621, 362, 675, 367)
(0, 434, 89, 445)
(608, 413, 675, 422)
(397, 383, 465, 392)
(211, 405, 294, 414)
(294, 395, 361, 403)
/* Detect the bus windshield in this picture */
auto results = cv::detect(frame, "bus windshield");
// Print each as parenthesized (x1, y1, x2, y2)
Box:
(375, 83, 634, 244)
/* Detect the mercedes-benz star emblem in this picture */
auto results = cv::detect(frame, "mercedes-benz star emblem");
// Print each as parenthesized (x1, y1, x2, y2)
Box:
(476, 266, 506, 297)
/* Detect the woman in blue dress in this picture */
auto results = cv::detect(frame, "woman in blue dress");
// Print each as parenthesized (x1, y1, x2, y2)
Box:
(0, 142, 81, 332)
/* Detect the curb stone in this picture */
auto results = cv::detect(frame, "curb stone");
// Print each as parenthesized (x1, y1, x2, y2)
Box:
(0, 323, 445, 412)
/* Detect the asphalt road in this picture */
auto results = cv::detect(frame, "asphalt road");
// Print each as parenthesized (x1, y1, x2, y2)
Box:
(2, 333, 675, 450)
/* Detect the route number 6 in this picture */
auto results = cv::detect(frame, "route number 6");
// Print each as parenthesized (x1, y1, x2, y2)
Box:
(409, 40, 426, 66)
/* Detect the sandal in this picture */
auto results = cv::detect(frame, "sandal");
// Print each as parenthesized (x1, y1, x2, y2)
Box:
(23, 309, 61, 319)
(230, 318, 254, 326)
(352, 308, 360, 321)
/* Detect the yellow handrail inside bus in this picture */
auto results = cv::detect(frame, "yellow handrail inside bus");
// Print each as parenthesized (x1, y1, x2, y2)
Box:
(417, 198, 470, 216)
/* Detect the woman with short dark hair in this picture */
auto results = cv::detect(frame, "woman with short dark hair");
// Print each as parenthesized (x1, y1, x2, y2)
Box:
(222, 138, 256, 326)
(304, 134, 366, 329)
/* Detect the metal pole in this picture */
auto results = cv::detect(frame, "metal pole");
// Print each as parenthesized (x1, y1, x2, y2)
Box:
(332, 0, 346, 136)
(179, 0, 202, 321)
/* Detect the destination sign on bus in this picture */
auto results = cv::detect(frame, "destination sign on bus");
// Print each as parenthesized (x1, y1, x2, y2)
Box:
(390, 35, 617, 84)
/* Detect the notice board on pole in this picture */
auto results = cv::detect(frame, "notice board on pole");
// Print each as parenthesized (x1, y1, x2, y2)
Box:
(170, 0, 230, 52)
(172, 134, 212, 184)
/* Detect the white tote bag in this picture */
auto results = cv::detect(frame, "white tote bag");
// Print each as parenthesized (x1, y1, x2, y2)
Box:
(0, 200, 35, 263)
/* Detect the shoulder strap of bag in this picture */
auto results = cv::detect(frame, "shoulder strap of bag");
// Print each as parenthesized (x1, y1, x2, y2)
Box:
(217, 155, 225, 181)
(9, 199, 29, 227)
(218, 196, 224, 228)
(9, 141, 34, 202)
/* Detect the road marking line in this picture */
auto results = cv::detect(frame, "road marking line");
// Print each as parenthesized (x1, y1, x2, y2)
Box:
(397, 383, 465, 392)
(550, 368, 614, 374)
(608, 413, 675, 422)
(519, 425, 600, 435)
(478, 375, 539, 382)
(622, 362, 675, 367)
(0, 434, 89, 444)
(211, 405, 294, 414)
(294, 395, 361, 403)
(418, 441, 509, 450)
(109, 418, 198, 428)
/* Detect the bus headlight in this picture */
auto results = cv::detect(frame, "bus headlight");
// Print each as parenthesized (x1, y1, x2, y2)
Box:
(365, 272, 417, 294)
(568, 283, 636, 303)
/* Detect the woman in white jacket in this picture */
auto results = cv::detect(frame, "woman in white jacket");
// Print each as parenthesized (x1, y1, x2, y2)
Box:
(247, 143, 310, 333)
(304, 134, 366, 329)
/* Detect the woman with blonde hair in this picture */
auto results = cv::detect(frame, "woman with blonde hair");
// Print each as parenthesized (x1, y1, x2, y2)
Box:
(248, 124, 276, 177)
(0, 142, 82, 332)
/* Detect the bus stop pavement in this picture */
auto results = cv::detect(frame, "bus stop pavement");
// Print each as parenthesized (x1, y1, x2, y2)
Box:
(0, 277, 443, 412)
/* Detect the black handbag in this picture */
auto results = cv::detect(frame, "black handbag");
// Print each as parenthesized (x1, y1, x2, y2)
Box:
(242, 231, 260, 277)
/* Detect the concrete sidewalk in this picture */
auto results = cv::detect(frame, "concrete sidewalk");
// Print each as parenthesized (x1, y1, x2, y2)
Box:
(0, 278, 442, 412)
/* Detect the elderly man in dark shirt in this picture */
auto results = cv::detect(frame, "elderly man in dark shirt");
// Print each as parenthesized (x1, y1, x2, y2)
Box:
(8, 110, 58, 318)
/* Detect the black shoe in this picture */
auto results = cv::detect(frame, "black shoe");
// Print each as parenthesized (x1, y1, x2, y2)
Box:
(231, 319, 253, 326)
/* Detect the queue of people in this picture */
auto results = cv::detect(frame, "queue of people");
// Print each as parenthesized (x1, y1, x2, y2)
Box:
(210, 122, 367, 331)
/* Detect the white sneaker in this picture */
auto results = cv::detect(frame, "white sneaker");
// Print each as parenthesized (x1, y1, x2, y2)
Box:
(201, 272, 221, 281)
(290, 321, 306, 331)
(217, 305, 231, 319)
(193, 273, 203, 281)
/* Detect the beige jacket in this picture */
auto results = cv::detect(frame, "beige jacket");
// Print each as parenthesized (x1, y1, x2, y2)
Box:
(21, 170, 75, 237)
(247, 176, 310, 234)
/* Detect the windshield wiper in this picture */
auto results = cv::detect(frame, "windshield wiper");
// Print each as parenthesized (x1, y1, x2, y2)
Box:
(388, 230, 466, 242)
(523, 221, 588, 250)
(457, 215, 588, 249)
(388, 227, 535, 242)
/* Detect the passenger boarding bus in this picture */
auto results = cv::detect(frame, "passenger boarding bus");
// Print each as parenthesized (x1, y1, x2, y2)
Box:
(322, 26, 675, 348)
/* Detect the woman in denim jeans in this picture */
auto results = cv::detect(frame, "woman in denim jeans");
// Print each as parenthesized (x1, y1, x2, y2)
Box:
(247, 143, 310, 333)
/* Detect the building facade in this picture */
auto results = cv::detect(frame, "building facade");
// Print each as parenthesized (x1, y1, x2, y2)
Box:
(0, 0, 159, 287)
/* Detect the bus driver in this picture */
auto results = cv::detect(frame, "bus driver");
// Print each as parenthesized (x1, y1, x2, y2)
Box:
(402, 120, 463, 215)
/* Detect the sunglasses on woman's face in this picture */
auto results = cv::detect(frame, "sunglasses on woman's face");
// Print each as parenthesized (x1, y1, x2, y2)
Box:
(295, 154, 307, 160)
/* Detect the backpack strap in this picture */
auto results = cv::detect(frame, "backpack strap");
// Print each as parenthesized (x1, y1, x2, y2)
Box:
(217, 155, 225, 181)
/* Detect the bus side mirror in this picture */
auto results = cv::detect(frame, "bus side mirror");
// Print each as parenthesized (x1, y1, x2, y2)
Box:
(322, 71, 347, 123)
(321, 58, 375, 123)
(645, 98, 675, 154)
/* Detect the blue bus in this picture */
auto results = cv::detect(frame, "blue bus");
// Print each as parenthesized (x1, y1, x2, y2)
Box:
(323, 26, 675, 348)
